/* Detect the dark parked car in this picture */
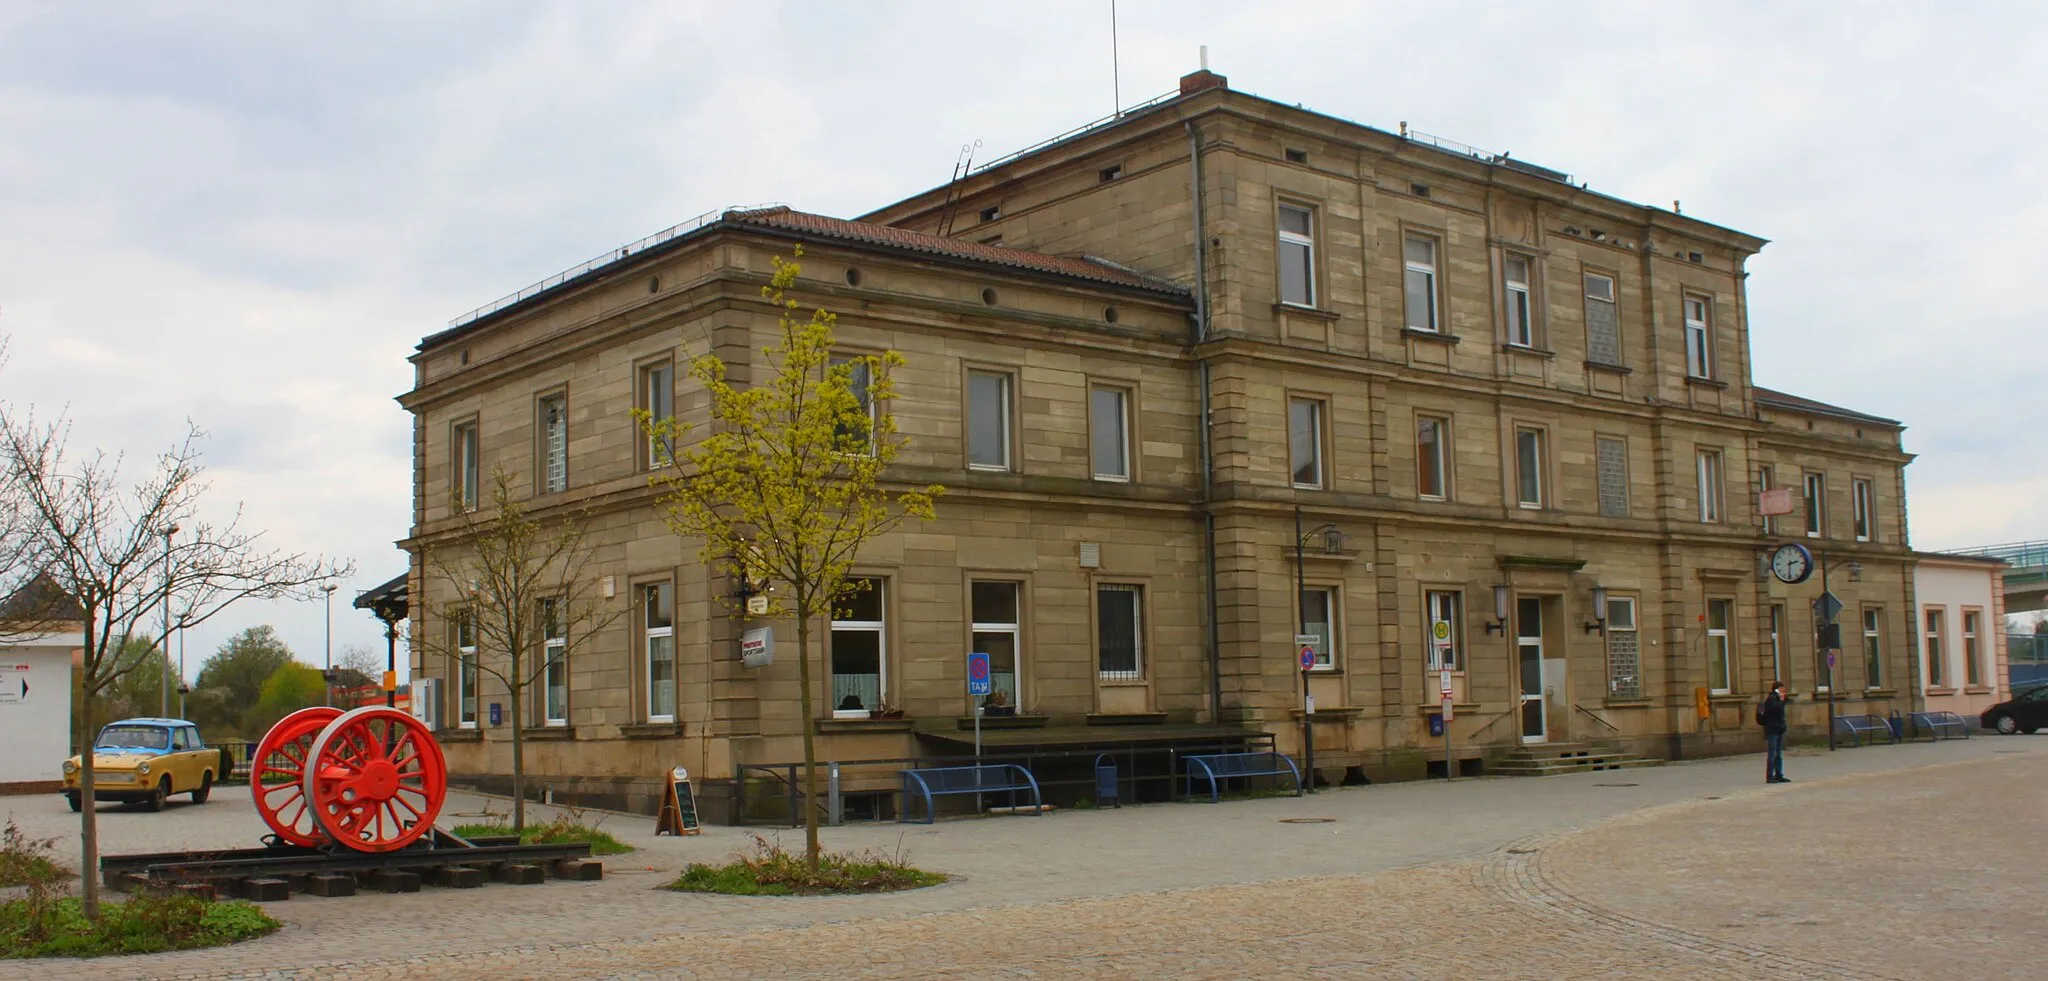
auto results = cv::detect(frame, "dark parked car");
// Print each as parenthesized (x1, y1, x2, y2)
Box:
(1981, 686, 2048, 735)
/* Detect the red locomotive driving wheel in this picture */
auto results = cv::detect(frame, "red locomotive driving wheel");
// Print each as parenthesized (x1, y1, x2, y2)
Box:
(302, 706, 447, 852)
(249, 706, 344, 847)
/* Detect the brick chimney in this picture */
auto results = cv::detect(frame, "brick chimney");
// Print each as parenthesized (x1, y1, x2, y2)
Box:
(1180, 69, 1228, 96)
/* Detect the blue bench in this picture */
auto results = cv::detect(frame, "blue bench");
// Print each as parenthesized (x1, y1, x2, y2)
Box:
(1907, 710, 1970, 741)
(1183, 751, 1302, 802)
(1833, 714, 1900, 747)
(898, 764, 1042, 824)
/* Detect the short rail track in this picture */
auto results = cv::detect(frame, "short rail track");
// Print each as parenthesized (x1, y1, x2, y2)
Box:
(101, 829, 602, 900)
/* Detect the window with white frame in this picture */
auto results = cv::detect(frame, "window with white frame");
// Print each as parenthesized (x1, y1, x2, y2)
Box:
(1503, 255, 1534, 347)
(1803, 471, 1826, 538)
(1924, 607, 1946, 688)
(1417, 415, 1449, 500)
(1090, 386, 1131, 481)
(829, 357, 876, 452)
(1403, 233, 1440, 332)
(1584, 272, 1621, 365)
(540, 597, 567, 725)
(538, 394, 568, 494)
(1515, 427, 1546, 508)
(1426, 590, 1463, 671)
(455, 612, 478, 728)
(1300, 586, 1337, 669)
(1853, 478, 1875, 542)
(1683, 295, 1712, 378)
(1596, 436, 1629, 517)
(970, 581, 1021, 710)
(1769, 604, 1785, 686)
(453, 419, 480, 512)
(1278, 204, 1316, 307)
(642, 583, 675, 722)
(1697, 449, 1724, 523)
(966, 370, 1013, 471)
(1096, 583, 1144, 680)
(1863, 607, 1884, 689)
(640, 362, 674, 469)
(1963, 609, 1984, 687)
(1289, 397, 1325, 489)
(1706, 599, 1734, 694)
(1606, 596, 1640, 698)
(831, 579, 886, 712)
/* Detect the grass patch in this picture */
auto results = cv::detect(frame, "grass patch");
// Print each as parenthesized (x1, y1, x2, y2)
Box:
(1, 892, 279, 958)
(667, 835, 945, 896)
(450, 814, 633, 856)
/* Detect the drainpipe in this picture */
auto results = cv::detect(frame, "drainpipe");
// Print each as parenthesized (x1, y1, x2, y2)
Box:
(1189, 118, 1221, 725)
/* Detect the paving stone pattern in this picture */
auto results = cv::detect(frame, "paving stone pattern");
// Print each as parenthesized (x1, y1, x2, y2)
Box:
(3, 737, 2039, 979)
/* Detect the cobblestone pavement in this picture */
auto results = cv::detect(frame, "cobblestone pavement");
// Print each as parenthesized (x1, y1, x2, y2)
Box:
(4, 736, 2041, 979)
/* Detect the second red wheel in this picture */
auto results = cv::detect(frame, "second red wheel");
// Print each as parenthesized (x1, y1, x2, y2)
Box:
(302, 705, 448, 853)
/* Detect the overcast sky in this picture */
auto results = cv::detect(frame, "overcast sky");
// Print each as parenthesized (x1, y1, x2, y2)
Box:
(3, 1, 2044, 676)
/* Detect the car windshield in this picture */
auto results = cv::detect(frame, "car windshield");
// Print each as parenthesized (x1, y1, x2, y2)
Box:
(97, 726, 169, 750)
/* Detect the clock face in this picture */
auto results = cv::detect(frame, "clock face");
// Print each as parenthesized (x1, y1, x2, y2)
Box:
(1771, 543, 1813, 584)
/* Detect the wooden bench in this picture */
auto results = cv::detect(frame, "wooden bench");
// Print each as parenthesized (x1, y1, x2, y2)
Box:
(1182, 751, 1303, 802)
(1907, 710, 1970, 741)
(898, 764, 1042, 824)
(1833, 714, 1900, 747)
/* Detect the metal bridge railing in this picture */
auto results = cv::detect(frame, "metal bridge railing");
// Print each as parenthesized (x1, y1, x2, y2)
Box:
(1946, 540, 2048, 567)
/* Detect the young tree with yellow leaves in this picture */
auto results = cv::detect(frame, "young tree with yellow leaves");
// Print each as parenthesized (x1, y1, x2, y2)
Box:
(642, 251, 941, 868)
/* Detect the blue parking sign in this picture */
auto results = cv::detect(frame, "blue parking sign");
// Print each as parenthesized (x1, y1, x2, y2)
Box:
(967, 652, 992, 696)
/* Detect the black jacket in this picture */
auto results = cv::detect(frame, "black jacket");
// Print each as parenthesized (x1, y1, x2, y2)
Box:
(1759, 691, 1788, 734)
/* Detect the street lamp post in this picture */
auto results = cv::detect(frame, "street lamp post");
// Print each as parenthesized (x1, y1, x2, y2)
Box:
(323, 584, 338, 708)
(1814, 550, 1863, 751)
(159, 523, 178, 717)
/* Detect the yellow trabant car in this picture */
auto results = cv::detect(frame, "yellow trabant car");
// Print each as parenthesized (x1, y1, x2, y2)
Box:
(60, 718, 220, 812)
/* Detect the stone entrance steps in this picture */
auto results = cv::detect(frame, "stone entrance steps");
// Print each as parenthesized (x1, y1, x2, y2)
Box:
(1491, 741, 1665, 777)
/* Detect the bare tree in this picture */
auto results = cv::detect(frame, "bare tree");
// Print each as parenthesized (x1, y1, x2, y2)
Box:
(0, 410, 346, 918)
(419, 467, 622, 831)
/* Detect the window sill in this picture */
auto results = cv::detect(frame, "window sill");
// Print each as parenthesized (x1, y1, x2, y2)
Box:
(1501, 343, 1556, 358)
(1585, 360, 1632, 374)
(817, 718, 915, 734)
(1273, 303, 1340, 321)
(1415, 702, 1481, 715)
(1401, 327, 1460, 345)
(1290, 706, 1364, 722)
(1096, 678, 1149, 688)
(620, 722, 681, 740)
(1684, 375, 1729, 391)
(437, 728, 483, 744)
(1603, 697, 1654, 708)
(1963, 686, 1995, 695)
(520, 726, 576, 741)
(1707, 693, 1750, 706)
(1924, 686, 1958, 696)
(1862, 689, 1899, 698)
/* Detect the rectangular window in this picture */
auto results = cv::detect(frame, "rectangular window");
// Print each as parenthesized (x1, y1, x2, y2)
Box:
(1758, 466, 1777, 536)
(1417, 415, 1449, 500)
(1768, 604, 1785, 686)
(1852, 478, 1875, 542)
(966, 370, 1013, 471)
(1803, 471, 1826, 538)
(1301, 587, 1337, 669)
(1289, 398, 1325, 489)
(1096, 583, 1144, 680)
(1090, 386, 1130, 481)
(1426, 590, 1463, 671)
(642, 583, 675, 722)
(1606, 596, 1640, 699)
(538, 394, 567, 494)
(1584, 273, 1620, 365)
(1684, 295, 1712, 378)
(1924, 607, 1946, 688)
(970, 581, 1021, 710)
(1403, 234, 1440, 332)
(1503, 255, 1534, 347)
(1514, 427, 1545, 508)
(540, 597, 567, 725)
(455, 612, 478, 729)
(452, 419, 480, 512)
(831, 578, 886, 712)
(1697, 449, 1724, 523)
(1706, 599, 1734, 694)
(1278, 204, 1316, 307)
(1963, 609, 1983, 687)
(1596, 436, 1629, 518)
(640, 362, 675, 469)
(1863, 607, 1884, 690)
(830, 357, 876, 452)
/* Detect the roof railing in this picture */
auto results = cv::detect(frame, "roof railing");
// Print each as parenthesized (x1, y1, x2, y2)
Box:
(1942, 540, 2048, 567)
(1398, 124, 1576, 185)
(970, 89, 1180, 176)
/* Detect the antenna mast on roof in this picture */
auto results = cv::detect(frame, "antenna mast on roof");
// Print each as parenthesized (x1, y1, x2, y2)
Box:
(935, 139, 981, 238)
(1111, 0, 1121, 116)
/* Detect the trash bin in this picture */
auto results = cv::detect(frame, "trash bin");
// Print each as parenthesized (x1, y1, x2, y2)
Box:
(1093, 754, 1120, 809)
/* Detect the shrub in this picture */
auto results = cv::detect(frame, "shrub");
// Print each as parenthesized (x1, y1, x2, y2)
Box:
(668, 834, 945, 896)
(451, 812, 632, 856)
(0, 818, 71, 888)
(0, 892, 278, 959)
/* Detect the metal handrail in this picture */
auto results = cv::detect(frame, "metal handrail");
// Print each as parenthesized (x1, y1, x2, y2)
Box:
(1471, 704, 1525, 740)
(969, 90, 1180, 176)
(1573, 703, 1620, 733)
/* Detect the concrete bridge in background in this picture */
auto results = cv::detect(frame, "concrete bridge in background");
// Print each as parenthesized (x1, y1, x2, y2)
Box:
(1946, 539, 2048, 614)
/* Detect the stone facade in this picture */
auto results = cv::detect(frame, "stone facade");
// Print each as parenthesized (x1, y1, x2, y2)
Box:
(400, 70, 1917, 818)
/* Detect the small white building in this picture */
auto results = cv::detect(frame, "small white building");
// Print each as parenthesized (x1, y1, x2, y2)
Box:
(0, 581, 82, 794)
(1914, 552, 2008, 722)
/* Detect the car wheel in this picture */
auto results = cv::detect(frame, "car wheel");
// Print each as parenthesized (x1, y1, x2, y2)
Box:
(65, 792, 82, 812)
(145, 777, 170, 812)
(1994, 714, 2019, 735)
(190, 771, 212, 804)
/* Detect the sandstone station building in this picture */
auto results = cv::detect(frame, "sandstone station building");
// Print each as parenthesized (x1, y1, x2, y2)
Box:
(398, 69, 1920, 819)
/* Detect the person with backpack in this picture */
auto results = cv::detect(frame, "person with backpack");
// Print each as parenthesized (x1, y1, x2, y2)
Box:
(1756, 680, 1792, 783)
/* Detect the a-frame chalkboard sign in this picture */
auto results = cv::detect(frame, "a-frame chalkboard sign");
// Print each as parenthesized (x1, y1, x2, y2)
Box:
(657, 765, 702, 836)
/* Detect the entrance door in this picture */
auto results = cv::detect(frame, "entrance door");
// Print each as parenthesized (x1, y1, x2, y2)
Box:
(1517, 596, 1546, 743)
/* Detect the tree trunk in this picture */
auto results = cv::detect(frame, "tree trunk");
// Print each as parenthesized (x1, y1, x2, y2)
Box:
(510, 648, 526, 833)
(796, 611, 819, 869)
(77, 619, 102, 919)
